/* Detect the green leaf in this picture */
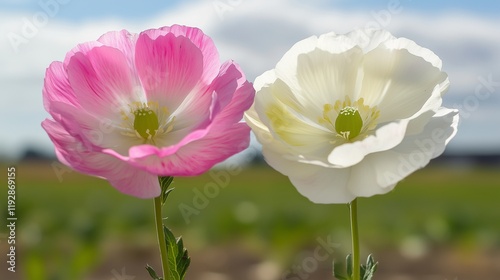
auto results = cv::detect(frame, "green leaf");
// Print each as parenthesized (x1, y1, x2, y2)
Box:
(346, 254, 353, 278)
(175, 237, 191, 278)
(333, 253, 379, 280)
(158, 176, 174, 205)
(163, 225, 191, 280)
(332, 256, 351, 280)
(145, 264, 162, 280)
(361, 254, 378, 280)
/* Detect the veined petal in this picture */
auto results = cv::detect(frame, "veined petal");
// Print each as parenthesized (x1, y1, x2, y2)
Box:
(126, 123, 251, 176)
(107, 165, 161, 198)
(255, 71, 304, 115)
(247, 107, 336, 169)
(97, 29, 138, 73)
(42, 119, 160, 198)
(155, 60, 252, 147)
(160, 25, 220, 85)
(393, 107, 459, 161)
(263, 147, 356, 204)
(273, 29, 392, 101)
(106, 127, 212, 162)
(292, 47, 364, 114)
(244, 105, 276, 146)
(162, 83, 215, 148)
(383, 36, 443, 70)
(43, 61, 80, 116)
(42, 118, 87, 168)
(50, 101, 142, 156)
(210, 61, 255, 126)
(349, 107, 459, 196)
(274, 35, 318, 92)
(359, 47, 448, 122)
(67, 46, 138, 119)
(135, 31, 204, 110)
(63, 41, 103, 67)
(254, 81, 332, 157)
(328, 119, 409, 167)
(341, 29, 394, 53)
(347, 153, 397, 197)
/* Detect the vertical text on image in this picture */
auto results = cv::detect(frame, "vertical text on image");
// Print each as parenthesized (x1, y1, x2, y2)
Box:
(6, 166, 17, 273)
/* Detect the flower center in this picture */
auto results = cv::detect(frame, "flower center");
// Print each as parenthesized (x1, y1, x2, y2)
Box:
(335, 106, 362, 140)
(133, 108, 159, 140)
(319, 96, 380, 143)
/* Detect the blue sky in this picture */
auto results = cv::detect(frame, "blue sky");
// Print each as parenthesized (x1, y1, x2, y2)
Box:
(0, 0, 499, 159)
(2, 0, 499, 21)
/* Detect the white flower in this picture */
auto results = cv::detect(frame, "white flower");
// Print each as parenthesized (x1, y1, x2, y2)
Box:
(245, 29, 459, 204)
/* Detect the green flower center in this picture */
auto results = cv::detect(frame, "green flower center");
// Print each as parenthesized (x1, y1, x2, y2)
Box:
(133, 108, 159, 140)
(335, 106, 363, 140)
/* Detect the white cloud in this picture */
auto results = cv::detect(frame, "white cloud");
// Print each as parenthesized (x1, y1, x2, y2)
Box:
(1, 0, 499, 159)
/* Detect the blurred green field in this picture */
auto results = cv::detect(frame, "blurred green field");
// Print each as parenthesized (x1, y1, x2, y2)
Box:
(1, 162, 499, 279)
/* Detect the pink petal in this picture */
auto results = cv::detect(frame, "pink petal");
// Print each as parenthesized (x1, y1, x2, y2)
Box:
(42, 119, 160, 198)
(106, 127, 211, 161)
(135, 31, 205, 110)
(42, 119, 82, 168)
(63, 41, 102, 67)
(159, 90, 214, 145)
(127, 123, 251, 176)
(50, 100, 143, 155)
(43, 61, 80, 116)
(210, 61, 255, 127)
(145, 25, 220, 85)
(163, 61, 253, 143)
(163, 25, 220, 84)
(42, 118, 106, 174)
(97, 30, 138, 70)
(107, 166, 161, 198)
(66, 46, 137, 119)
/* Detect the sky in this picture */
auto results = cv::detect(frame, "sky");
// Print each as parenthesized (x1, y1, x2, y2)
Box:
(0, 0, 499, 160)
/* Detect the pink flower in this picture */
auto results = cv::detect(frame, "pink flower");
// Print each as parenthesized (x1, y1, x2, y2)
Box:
(42, 25, 255, 198)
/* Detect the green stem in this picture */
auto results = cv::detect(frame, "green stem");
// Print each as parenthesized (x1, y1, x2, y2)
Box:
(350, 198, 360, 280)
(154, 196, 169, 280)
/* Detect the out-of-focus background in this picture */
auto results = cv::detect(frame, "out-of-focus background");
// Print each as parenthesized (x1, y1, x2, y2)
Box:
(0, 0, 499, 279)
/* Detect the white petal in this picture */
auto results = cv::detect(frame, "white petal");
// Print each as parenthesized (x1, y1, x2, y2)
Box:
(349, 107, 459, 195)
(274, 35, 318, 89)
(246, 105, 334, 168)
(292, 47, 364, 113)
(393, 107, 459, 160)
(319, 29, 394, 54)
(263, 147, 355, 204)
(254, 69, 278, 92)
(348, 108, 458, 197)
(358, 47, 448, 122)
(253, 78, 333, 158)
(383, 37, 443, 70)
(347, 153, 396, 197)
(328, 119, 409, 167)
(337, 29, 443, 70)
